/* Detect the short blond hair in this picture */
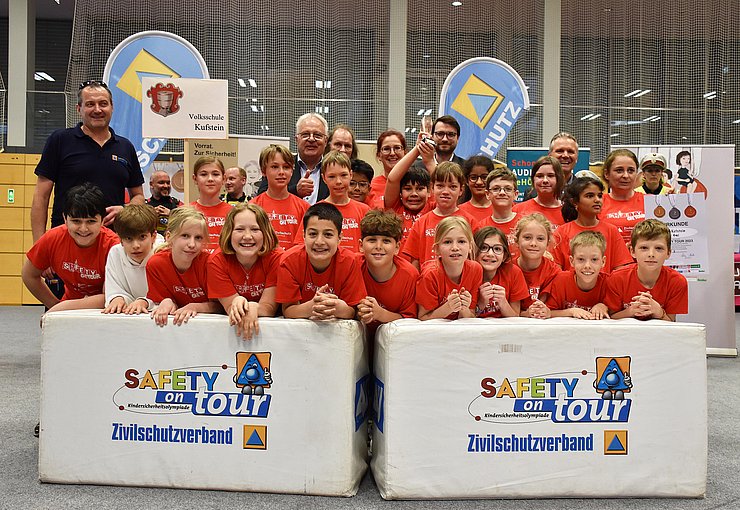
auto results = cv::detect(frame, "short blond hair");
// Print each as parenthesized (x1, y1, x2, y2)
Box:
(569, 231, 606, 256)
(631, 219, 671, 250)
(434, 216, 475, 260)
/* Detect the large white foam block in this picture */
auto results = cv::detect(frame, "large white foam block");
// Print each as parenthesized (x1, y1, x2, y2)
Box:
(39, 311, 369, 496)
(371, 318, 707, 499)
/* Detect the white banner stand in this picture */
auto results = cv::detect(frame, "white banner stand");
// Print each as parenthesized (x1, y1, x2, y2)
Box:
(39, 312, 369, 496)
(372, 318, 707, 499)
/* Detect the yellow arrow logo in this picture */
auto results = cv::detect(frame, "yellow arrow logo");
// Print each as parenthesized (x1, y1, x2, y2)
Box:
(116, 49, 181, 103)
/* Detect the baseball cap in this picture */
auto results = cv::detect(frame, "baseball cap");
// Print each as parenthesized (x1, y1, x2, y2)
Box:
(639, 153, 667, 170)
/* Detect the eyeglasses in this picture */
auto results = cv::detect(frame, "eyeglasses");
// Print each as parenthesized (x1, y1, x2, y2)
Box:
(488, 186, 515, 194)
(380, 145, 404, 155)
(468, 175, 487, 182)
(479, 244, 505, 254)
(433, 131, 458, 139)
(298, 132, 326, 141)
(349, 180, 370, 189)
(79, 80, 108, 90)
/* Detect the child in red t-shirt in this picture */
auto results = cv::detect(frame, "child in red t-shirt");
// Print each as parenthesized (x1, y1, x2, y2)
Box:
(208, 203, 282, 339)
(474, 168, 521, 251)
(146, 207, 220, 326)
(23, 183, 119, 311)
(294, 151, 370, 253)
(459, 156, 494, 224)
(545, 231, 610, 319)
(356, 210, 419, 324)
(277, 202, 367, 319)
(474, 226, 529, 318)
(553, 174, 632, 272)
(417, 216, 482, 320)
(251, 144, 309, 249)
(513, 213, 561, 319)
(402, 161, 475, 269)
(190, 156, 232, 254)
(605, 219, 688, 321)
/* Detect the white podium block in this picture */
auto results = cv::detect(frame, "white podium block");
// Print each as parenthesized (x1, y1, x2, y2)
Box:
(39, 311, 369, 496)
(372, 318, 707, 499)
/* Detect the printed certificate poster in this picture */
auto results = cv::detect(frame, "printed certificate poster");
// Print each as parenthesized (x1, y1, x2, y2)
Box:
(142, 78, 228, 139)
(644, 193, 709, 276)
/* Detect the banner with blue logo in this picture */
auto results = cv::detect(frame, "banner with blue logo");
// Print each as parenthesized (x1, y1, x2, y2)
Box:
(439, 57, 530, 160)
(103, 31, 210, 174)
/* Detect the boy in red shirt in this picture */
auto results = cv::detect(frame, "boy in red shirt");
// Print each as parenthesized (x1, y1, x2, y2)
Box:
(22, 183, 119, 311)
(402, 161, 475, 269)
(605, 219, 688, 321)
(294, 151, 370, 253)
(251, 144, 309, 249)
(356, 210, 419, 324)
(277, 202, 367, 319)
(545, 231, 610, 319)
(190, 156, 232, 253)
(474, 168, 521, 244)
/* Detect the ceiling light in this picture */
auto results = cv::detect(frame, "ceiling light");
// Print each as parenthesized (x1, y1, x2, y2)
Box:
(315, 80, 323, 89)
(417, 109, 425, 116)
(248, 79, 257, 88)
(610, 133, 620, 137)
(238, 78, 246, 87)
(260, 125, 270, 131)
(422, 54, 431, 59)
(733, 119, 740, 124)
(624, 90, 641, 98)
(703, 91, 717, 99)
(250, 105, 259, 112)
(642, 115, 661, 122)
(633, 89, 651, 98)
(36, 71, 55, 82)
(325, 81, 331, 89)
(452, 1, 463, 6)
(424, 108, 433, 116)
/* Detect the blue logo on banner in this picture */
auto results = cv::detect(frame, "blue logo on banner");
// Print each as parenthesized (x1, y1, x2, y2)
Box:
(439, 57, 530, 160)
(103, 31, 209, 173)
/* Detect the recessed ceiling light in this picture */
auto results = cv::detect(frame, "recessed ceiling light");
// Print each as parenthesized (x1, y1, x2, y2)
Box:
(422, 54, 431, 59)
(238, 78, 246, 87)
(452, 1, 462, 6)
(248, 79, 257, 88)
(633, 89, 651, 98)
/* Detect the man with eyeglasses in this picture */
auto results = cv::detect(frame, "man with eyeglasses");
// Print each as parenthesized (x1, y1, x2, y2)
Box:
(414, 115, 466, 173)
(256, 113, 329, 204)
(31, 80, 145, 244)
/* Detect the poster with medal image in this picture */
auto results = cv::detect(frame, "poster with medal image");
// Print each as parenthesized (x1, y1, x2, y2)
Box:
(644, 193, 708, 275)
(615, 144, 735, 355)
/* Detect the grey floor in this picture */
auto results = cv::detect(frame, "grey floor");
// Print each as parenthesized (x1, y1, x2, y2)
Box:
(2, 305, 738, 510)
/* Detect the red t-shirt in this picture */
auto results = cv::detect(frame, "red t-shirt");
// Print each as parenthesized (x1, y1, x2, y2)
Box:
(275, 245, 366, 306)
(358, 254, 419, 319)
(26, 225, 119, 301)
(604, 264, 688, 315)
(473, 212, 522, 258)
(552, 221, 633, 273)
(477, 262, 530, 318)
(401, 209, 476, 266)
(390, 201, 434, 249)
(191, 201, 233, 254)
(207, 249, 282, 300)
(416, 259, 482, 319)
(514, 256, 562, 310)
(369, 174, 387, 209)
(251, 192, 309, 250)
(146, 249, 210, 307)
(513, 199, 564, 231)
(293, 199, 370, 253)
(459, 201, 493, 225)
(601, 194, 646, 247)
(545, 270, 609, 311)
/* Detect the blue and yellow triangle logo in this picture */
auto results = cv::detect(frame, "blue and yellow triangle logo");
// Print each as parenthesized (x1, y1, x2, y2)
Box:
(603, 430, 627, 455)
(243, 424, 267, 450)
(451, 74, 504, 129)
(116, 49, 181, 103)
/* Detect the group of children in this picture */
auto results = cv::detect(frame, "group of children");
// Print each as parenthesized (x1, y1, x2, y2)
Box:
(22, 140, 689, 339)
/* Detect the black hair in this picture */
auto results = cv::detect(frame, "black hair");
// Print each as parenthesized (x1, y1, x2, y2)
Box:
(303, 202, 343, 233)
(561, 176, 604, 223)
(401, 167, 431, 188)
(63, 183, 107, 219)
(433, 115, 461, 136)
(350, 159, 375, 182)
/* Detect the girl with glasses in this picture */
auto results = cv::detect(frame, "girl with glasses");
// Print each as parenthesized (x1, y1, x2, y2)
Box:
(474, 226, 528, 318)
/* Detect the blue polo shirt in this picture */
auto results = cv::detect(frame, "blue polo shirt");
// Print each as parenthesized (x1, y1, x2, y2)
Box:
(35, 122, 144, 227)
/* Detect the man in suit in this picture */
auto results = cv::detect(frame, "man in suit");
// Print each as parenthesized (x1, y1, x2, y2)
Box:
(257, 113, 329, 204)
(413, 114, 466, 173)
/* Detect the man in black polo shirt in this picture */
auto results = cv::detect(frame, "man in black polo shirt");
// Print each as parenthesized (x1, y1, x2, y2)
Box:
(30, 80, 145, 243)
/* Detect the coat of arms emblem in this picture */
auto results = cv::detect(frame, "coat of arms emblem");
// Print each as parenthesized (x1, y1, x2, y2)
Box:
(146, 83, 183, 117)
